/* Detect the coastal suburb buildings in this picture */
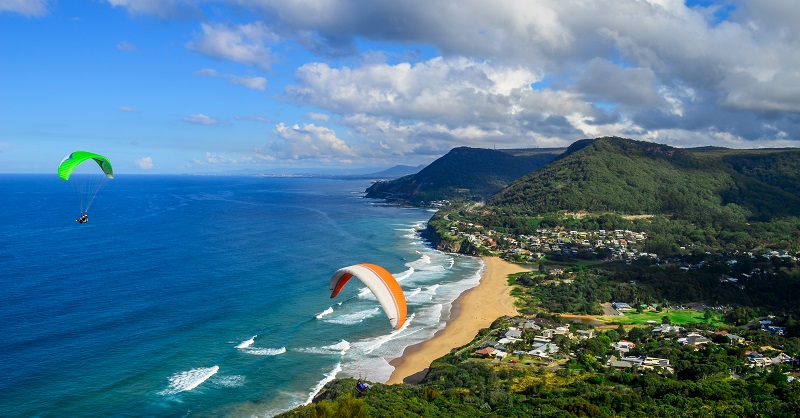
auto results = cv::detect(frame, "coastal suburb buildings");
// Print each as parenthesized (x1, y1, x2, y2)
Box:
(446, 221, 654, 261)
(444, 219, 799, 265)
(468, 316, 796, 378)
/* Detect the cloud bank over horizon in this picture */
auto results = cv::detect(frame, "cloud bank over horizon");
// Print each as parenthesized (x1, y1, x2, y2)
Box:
(2, 0, 799, 173)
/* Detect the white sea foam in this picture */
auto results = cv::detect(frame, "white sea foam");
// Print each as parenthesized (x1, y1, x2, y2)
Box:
(356, 313, 415, 355)
(340, 314, 423, 383)
(295, 339, 351, 355)
(416, 303, 445, 324)
(405, 287, 422, 299)
(426, 284, 441, 295)
(303, 363, 342, 406)
(159, 366, 219, 395)
(414, 221, 428, 232)
(394, 267, 414, 281)
(214, 375, 246, 388)
(324, 307, 380, 325)
(405, 251, 454, 275)
(315, 307, 334, 319)
(356, 287, 374, 300)
(418, 253, 431, 265)
(236, 335, 256, 349)
(325, 340, 351, 354)
(242, 346, 286, 356)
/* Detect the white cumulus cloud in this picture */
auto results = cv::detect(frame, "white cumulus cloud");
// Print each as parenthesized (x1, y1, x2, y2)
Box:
(195, 68, 267, 91)
(136, 157, 154, 170)
(0, 0, 48, 17)
(183, 114, 224, 125)
(306, 112, 330, 122)
(106, 0, 198, 18)
(262, 123, 356, 161)
(68, 0, 800, 158)
(188, 23, 278, 70)
(116, 41, 137, 52)
(286, 57, 542, 123)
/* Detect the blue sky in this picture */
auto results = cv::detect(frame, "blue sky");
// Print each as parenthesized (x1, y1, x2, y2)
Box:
(2, 0, 799, 174)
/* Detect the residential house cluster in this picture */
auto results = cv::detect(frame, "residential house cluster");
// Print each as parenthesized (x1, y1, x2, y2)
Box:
(607, 355, 674, 374)
(474, 318, 574, 362)
(470, 316, 796, 377)
(758, 318, 787, 336)
(447, 221, 654, 261)
(746, 351, 795, 368)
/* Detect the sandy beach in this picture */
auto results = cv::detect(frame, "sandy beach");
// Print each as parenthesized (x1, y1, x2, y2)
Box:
(387, 256, 528, 384)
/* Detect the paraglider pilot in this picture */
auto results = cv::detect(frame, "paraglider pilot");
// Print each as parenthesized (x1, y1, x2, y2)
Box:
(356, 380, 371, 393)
(76, 213, 88, 223)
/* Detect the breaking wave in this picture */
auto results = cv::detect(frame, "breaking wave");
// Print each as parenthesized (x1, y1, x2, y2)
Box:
(236, 335, 256, 349)
(324, 307, 380, 325)
(213, 375, 246, 388)
(394, 268, 414, 281)
(357, 313, 415, 355)
(315, 307, 334, 319)
(159, 366, 219, 395)
(242, 346, 286, 356)
(296, 340, 351, 355)
(405, 287, 422, 298)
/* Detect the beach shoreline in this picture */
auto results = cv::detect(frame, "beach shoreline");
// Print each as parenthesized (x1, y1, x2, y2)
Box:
(386, 256, 529, 384)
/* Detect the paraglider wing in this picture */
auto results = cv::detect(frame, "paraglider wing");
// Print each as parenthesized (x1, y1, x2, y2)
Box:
(58, 151, 114, 215)
(58, 151, 114, 181)
(329, 263, 407, 330)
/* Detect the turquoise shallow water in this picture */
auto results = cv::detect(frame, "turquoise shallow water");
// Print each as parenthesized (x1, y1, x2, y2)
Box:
(0, 175, 484, 417)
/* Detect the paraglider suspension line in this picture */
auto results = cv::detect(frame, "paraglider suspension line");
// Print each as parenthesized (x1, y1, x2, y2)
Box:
(73, 173, 109, 214)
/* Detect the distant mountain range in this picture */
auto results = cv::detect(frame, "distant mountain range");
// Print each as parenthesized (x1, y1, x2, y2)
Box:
(365, 147, 566, 203)
(267, 164, 427, 180)
(344, 164, 427, 179)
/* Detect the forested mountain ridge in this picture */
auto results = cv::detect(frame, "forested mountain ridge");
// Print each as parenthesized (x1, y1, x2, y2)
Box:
(365, 146, 565, 204)
(489, 137, 800, 224)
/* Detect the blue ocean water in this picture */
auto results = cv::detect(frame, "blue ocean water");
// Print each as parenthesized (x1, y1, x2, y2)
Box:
(0, 175, 484, 417)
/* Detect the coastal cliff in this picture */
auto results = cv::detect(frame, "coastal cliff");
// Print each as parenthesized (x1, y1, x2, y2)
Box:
(421, 221, 479, 255)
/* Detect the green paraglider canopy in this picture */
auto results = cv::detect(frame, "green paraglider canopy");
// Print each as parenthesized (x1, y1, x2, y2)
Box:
(58, 151, 114, 181)
(58, 151, 114, 215)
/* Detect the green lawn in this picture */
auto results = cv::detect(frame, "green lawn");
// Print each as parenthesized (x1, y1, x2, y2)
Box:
(599, 309, 723, 326)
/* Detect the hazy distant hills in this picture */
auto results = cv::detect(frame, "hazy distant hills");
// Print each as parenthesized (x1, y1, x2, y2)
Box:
(321, 164, 427, 180)
(489, 136, 800, 223)
(367, 164, 428, 178)
(365, 147, 565, 203)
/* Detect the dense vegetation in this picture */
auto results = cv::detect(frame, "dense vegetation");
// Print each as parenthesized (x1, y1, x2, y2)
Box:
(510, 255, 800, 317)
(490, 137, 800, 221)
(513, 270, 608, 315)
(422, 138, 800, 254)
(282, 316, 800, 418)
(365, 147, 564, 204)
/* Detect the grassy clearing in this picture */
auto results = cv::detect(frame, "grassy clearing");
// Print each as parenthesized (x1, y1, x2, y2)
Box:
(599, 309, 724, 326)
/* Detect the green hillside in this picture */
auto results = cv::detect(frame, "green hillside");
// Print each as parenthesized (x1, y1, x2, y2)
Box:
(415, 137, 800, 254)
(490, 137, 800, 224)
(365, 147, 564, 204)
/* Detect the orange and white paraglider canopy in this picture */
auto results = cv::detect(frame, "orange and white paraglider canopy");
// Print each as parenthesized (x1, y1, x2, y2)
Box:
(329, 263, 407, 330)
